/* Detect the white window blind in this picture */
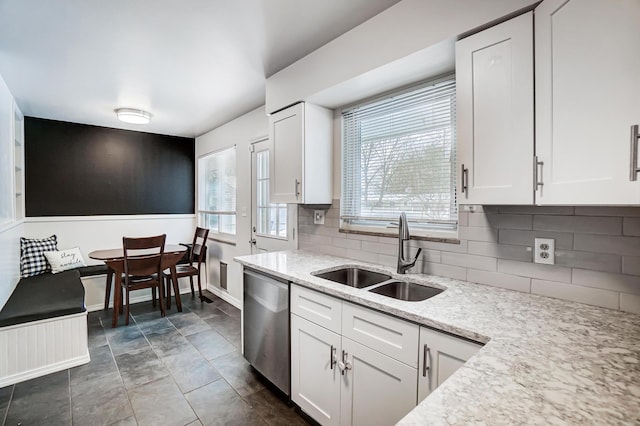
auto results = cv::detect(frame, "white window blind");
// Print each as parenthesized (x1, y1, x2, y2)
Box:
(198, 146, 236, 235)
(341, 77, 457, 231)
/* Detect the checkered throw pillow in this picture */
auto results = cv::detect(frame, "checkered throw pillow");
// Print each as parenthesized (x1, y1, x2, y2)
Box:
(20, 235, 58, 278)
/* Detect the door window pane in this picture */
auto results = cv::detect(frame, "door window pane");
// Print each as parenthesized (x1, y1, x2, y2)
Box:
(256, 150, 287, 237)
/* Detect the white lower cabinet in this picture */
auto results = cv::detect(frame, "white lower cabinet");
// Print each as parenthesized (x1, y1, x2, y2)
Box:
(291, 314, 342, 426)
(291, 285, 483, 425)
(291, 285, 419, 425)
(340, 337, 417, 426)
(417, 326, 483, 402)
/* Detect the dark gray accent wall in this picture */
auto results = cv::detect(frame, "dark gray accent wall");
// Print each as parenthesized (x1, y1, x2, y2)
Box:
(25, 117, 195, 216)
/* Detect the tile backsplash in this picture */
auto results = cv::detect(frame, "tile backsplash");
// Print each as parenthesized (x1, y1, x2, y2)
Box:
(298, 201, 640, 314)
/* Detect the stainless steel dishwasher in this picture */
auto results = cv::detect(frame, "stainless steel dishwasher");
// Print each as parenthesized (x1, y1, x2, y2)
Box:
(243, 268, 290, 396)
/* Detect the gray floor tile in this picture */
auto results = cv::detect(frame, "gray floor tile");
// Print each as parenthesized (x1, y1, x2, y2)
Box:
(115, 347, 169, 390)
(105, 323, 150, 355)
(87, 310, 103, 326)
(187, 329, 236, 360)
(71, 371, 133, 426)
(168, 312, 211, 336)
(98, 309, 135, 329)
(109, 415, 138, 426)
(128, 300, 162, 317)
(210, 352, 265, 397)
(162, 351, 221, 393)
(135, 315, 175, 336)
(185, 420, 203, 426)
(205, 314, 241, 349)
(245, 389, 308, 426)
(5, 370, 71, 425)
(0, 384, 13, 423)
(128, 376, 197, 426)
(185, 380, 266, 426)
(88, 322, 108, 348)
(1, 299, 304, 426)
(182, 299, 225, 320)
(215, 300, 241, 320)
(146, 329, 194, 358)
(70, 344, 118, 384)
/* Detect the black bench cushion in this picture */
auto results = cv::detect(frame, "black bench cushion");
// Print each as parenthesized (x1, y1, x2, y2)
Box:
(0, 270, 86, 327)
(78, 264, 109, 277)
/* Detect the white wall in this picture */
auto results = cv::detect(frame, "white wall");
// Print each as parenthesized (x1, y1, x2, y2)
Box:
(0, 76, 13, 226)
(195, 106, 269, 306)
(0, 222, 23, 310)
(0, 73, 21, 310)
(266, 0, 538, 112)
(24, 215, 196, 310)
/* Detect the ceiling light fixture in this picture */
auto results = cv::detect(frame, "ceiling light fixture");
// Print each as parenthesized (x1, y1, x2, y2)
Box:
(114, 108, 152, 125)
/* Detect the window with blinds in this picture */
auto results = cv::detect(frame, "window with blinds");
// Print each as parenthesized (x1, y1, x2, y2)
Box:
(341, 76, 457, 234)
(198, 146, 236, 235)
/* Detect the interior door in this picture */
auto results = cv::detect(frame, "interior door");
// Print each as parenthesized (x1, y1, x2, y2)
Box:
(251, 138, 297, 254)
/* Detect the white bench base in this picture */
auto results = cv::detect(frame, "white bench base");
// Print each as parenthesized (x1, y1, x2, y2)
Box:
(0, 311, 90, 387)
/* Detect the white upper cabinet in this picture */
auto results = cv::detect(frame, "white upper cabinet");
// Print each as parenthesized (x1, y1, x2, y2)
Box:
(268, 102, 333, 204)
(456, 12, 534, 204)
(535, 0, 640, 204)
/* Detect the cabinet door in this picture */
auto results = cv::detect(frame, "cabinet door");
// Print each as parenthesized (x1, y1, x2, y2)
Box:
(535, 0, 640, 204)
(456, 12, 534, 204)
(269, 102, 304, 204)
(417, 327, 482, 402)
(291, 314, 342, 426)
(340, 337, 417, 426)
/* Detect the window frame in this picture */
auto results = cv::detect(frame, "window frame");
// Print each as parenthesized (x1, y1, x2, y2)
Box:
(339, 75, 458, 239)
(197, 145, 237, 239)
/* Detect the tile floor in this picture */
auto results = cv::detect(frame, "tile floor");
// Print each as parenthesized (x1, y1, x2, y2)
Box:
(0, 292, 309, 426)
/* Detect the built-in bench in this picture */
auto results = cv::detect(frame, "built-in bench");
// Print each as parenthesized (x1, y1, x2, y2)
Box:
(0, 267, 93, 387)
(78, 264, 109, 278)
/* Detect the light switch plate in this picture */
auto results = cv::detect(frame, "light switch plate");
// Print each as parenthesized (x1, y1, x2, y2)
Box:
(314, 210, 325, 225)
(534, 238, 555, 265)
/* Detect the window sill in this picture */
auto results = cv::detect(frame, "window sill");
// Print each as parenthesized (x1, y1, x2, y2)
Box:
(338, 227, 460, 244)
(208, 234, 237, 246)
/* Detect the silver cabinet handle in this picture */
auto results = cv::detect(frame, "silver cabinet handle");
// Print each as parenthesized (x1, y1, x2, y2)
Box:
(461, 164, 468, 196)
(422, 344, 430, 377)
(294, 179, 300, 199)
(338, 350, 352, 376)
(330, 345, 336, 370)
(630, 125, 640, 181)
(343, 350, 352, 373)
(535, 156, 544, 190)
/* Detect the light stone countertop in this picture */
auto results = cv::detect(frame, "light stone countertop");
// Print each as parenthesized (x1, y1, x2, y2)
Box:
(234, 250, 640, 425)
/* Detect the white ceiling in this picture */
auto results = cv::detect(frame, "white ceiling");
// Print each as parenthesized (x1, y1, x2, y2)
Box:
(0, 0, 400, 138)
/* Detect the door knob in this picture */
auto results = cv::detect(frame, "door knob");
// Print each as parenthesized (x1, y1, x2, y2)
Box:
(249, 239, 256, 245)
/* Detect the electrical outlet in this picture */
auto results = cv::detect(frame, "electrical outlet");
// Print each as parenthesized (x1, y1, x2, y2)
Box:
(534, 238, 555, 265)
(314, 210, 325, 225)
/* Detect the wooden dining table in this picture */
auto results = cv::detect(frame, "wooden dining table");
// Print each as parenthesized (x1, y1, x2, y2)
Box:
(89, 244, 188, 327)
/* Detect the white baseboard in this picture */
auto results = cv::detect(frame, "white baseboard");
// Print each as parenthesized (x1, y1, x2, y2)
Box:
(0, 353, 90, 387)
(206, 284, 242, 309)
(86, 287, 196, 312)
(86, 284, 242, 311)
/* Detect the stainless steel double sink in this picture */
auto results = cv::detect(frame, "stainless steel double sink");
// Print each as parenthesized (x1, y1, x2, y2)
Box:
(312, 267, 443, 302)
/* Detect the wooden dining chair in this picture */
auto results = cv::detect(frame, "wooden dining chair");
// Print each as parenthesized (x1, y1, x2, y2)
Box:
(164, 227, 209, 303)
(121, 234, 166, 325)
